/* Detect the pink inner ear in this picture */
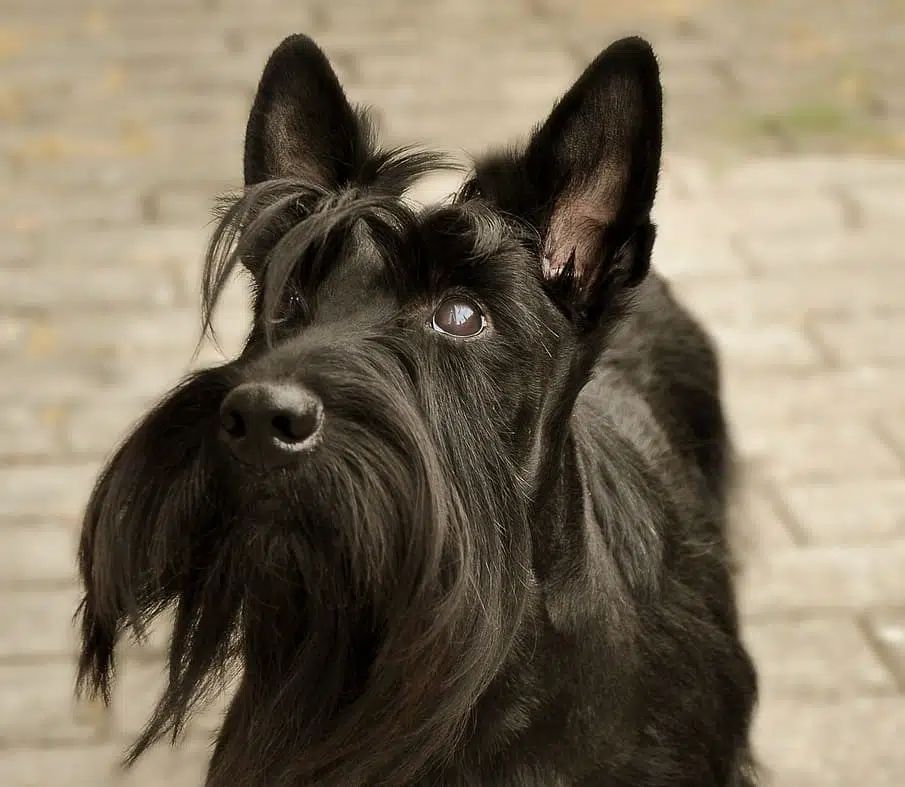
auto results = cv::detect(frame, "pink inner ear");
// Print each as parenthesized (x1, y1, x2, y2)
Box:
(542, 209, 597, 280)
(541, 201, 611, 282)
(542, 162, 627, 282)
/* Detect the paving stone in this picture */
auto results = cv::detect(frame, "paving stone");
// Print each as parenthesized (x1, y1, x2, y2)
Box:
(0, 315, 28, 355)
(866, 610, 905, 686)
(0, 464, 98, 522)
(709, 319, 824, 370)
(651, 207, 748, 278)
(781, 480, 905, 545)
(19, 308, 245, 361)
(180, 254, 251, 314)
(734, 422, 903, 481)
(753, 697, 905, 787)
(0, 235, 35, 267)
(63, 397, 155, 458)
(692, 191, 845, 236)
(0, 264, 178, 311)
(38, 225, 209, 269)
(0, 190, 144, 232)
(127, 225, 214, 270)
(880, 412, 905, 462)
(112, 660, 235, 742)
(0, 662, 100, 744)
(742, 617, 895, 696)
(0, 523, 78, 584)
(724, 367, 905, 427)
(736, 227, 905, 271)
(0, 588, 81, 658)
(729, 472, 799, 561)
(741, 541, 905, 616)
(659, 155, 716, 198)
(813, 314, 905, 364)
(0, 405, 60, 458)
(674, 267, 905, 322)
(0, 360, 118, 402)
(848, 182, 905, 227)
(0, 356, 193, 402)
(716, 157, 905, 192)
(0, 742, 211, 787)
(144, 182, 236, 226)
(119, 613, 173, 659)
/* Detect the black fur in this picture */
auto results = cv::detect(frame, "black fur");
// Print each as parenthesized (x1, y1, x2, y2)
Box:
(76, 33, 759, 786)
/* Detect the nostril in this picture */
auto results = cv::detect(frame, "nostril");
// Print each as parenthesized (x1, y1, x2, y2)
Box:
(271, 410, 319, 443)
(221, 409, 247, 439)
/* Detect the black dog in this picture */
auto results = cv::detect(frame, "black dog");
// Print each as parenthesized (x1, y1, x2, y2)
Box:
(76, 33, 759, 787)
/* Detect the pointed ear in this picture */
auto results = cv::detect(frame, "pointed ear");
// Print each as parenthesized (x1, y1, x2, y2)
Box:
(474, 37, 662, 322)
(243, 34, 367, 188)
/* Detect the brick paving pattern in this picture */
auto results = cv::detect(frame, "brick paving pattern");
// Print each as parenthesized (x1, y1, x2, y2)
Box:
(1, 0, 904, 785)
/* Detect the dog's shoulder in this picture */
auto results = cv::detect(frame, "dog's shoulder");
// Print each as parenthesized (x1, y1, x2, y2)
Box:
(582, 270, 716, 411)
(602, 271, 716, 377)
(576, 268, 728, 502)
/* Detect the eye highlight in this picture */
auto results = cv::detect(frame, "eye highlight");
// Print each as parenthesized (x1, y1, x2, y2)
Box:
(430, 296, 486, 338)
(270, 288, 308, 327)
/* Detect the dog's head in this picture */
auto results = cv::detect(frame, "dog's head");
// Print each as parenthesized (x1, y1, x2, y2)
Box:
(76, 34, 662, 786)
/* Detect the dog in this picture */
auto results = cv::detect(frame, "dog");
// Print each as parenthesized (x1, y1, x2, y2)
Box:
(75, 33, 759, 786)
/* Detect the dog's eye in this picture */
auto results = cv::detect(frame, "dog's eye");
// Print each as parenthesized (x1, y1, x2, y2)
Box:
(280, 290, 307, 320)
(286, 291, 304, 312)
(430, 297, 486, 338)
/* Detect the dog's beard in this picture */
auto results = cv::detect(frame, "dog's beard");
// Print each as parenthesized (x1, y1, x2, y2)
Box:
(76, 359, 534, 787)
(76, 368, 234, 703)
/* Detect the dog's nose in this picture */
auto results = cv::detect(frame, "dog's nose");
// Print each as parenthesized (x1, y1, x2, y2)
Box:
(219, 382, 324, 467)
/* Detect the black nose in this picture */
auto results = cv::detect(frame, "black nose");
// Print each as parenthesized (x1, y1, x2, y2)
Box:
(219, 382, 324, 468)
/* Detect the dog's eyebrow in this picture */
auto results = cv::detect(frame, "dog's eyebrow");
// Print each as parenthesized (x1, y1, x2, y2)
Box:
(419, 200, 529, 267)
(201, 177, 326, 342)
(201, 148, 457, 343)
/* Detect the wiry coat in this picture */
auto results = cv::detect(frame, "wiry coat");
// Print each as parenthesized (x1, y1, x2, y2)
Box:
(76, 34, 759, 787)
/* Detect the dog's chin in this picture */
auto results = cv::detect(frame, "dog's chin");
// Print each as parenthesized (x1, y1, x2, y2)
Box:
(220, 446, 350, 542)
(219, 443, 430, 609)
(229, 469, 320, 531)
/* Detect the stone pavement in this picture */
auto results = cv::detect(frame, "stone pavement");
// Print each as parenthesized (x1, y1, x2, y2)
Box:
(1, 1, 904, 785)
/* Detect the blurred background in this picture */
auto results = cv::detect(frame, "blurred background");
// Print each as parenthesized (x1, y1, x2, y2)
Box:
(1, 0, 904, 785)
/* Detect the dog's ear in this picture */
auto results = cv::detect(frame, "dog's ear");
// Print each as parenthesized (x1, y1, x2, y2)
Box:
(474, 37, 662, 326)
(243, 34, 366, 188)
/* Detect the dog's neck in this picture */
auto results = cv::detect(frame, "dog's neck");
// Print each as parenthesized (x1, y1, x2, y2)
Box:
(439, 424, 643, 784)
(531, 425, 623, 621)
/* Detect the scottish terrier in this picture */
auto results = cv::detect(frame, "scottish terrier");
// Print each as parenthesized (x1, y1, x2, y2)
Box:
(76, 33, 759, 787)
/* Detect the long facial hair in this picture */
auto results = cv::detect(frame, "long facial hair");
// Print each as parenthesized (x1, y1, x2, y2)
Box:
(76, 161, 536, 787)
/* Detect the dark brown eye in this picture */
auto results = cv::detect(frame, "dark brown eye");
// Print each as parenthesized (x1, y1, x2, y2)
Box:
(273, 289, 307, 325)
(430, 297, 486, 337)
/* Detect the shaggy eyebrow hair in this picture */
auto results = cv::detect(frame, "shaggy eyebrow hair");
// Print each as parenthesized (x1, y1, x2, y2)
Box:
(200, 143, 459, 343)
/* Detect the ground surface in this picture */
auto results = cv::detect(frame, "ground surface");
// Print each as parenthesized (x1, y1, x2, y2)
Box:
(1, 1, 904, 785)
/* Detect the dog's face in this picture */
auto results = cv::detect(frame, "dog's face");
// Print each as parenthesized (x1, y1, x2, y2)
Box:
(77, 34, 662, 786)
